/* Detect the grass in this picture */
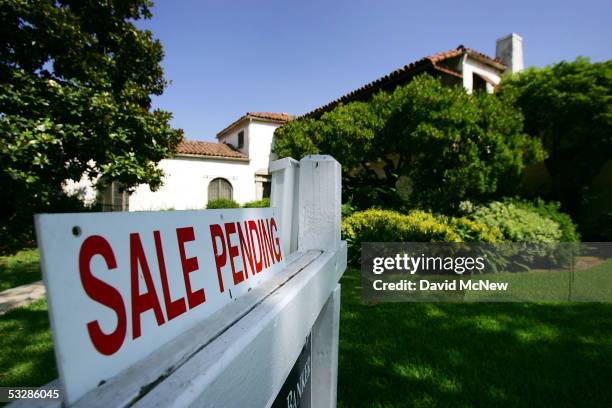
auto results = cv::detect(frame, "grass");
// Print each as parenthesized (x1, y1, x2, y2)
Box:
(0, 249, 41, 292)
(465, 258, 612, 301)
(0, 299, 57, 389)
(1, 263, 611, 408)
(338, 266, 612, 407)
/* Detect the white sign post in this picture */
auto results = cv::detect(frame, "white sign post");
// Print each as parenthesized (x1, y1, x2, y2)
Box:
(25, 155, 346, 408)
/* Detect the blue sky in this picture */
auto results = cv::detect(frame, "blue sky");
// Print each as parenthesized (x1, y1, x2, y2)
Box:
(138, 0, 612, 141)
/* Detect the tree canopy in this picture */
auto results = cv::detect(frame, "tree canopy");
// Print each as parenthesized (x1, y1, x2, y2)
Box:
(499, 58, 612, 234)
(0, 0, 183, 249)
(274, 75, 544, 212)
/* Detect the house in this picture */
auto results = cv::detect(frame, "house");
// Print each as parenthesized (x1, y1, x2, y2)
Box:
(98, 112, 293, 211)
(69, 33, 523, 211)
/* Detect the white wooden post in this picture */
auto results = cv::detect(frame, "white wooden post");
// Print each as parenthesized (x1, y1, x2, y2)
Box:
(270, 158, 300, 256)
(297, 155, 342, 252)
(297, 155, 343, 408)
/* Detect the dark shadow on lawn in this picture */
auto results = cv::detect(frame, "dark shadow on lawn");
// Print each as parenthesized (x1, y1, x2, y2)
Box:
(0, 300, 57, 388)
(338, 269, 612, 408)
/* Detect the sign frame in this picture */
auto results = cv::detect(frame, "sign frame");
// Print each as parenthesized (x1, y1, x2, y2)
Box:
(35, 207, 286, 405)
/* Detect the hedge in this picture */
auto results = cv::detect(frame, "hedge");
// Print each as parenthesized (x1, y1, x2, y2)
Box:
(504, 198, 580, 242)
(206, 199, 240, 209)
(469, 201, 562, 243)
(242, 198, 270, 208)
(341, 209, 501, 264)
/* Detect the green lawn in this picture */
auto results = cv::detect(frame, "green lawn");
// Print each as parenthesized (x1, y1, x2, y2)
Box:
(339, 267, 612, 407)
(1, 265, 612, 407)
(0, 299, 57, 388)
(0, 249, 41, 292)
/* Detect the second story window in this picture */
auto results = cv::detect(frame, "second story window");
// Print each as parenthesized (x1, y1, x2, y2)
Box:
(472, 73, 488, 93)
(238, 131, 244, 149)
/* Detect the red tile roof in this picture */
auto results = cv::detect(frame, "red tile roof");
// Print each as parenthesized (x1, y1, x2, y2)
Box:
(246, 112, 294, 121)
(217, 112, 294, 138)
(436, 45, 505, 66)
(303, 45, 505, 118)
(175, 140, 248, 160)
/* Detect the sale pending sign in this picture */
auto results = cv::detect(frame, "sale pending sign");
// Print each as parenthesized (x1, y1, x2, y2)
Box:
(34, 208, 285, 404)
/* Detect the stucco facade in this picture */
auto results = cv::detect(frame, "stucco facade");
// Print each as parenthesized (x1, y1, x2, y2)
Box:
(125, 112, 290, 210)
(128, 156, 254, 210)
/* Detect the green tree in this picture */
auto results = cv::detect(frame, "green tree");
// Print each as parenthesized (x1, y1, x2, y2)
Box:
(274, 75, 543, 211)
(500, 58, 612, 224)
(0, 0, 183, 250)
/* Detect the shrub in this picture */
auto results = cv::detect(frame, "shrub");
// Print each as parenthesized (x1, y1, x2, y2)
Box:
(447, 217, 503, 243)
(206, 199, 240, 209)
(341, 202, 357, 218)
(342, 209, 459, 243)
(469, 200, 569, 269)
(242, 198, 270, 208)
(342, 204, 571, 269)
(505, 198, 580, 242)
(470, 201, 562, 243)
(341, 209, 499, 264)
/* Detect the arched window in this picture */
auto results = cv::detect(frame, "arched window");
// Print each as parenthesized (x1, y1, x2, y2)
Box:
(208, 178, 233, 201)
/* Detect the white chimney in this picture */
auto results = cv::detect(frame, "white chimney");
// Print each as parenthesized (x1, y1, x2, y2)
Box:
(496, 33, 524, 73)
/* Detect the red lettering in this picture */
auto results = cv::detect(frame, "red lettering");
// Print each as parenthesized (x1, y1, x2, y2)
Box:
(270, 217, 283, 262)
(265, 219, 277, 265)
(259, 219, 271, 268)
(79, 235, 126, 356)
(176, 227, 205, 309)
(154, 231, 187, 321)
(248, 220, 263, 273)
(224, 223, 244, 285)
(237, 221, 254, 279)
(130, 233, 165, 339)
(209, 224, 226, 292)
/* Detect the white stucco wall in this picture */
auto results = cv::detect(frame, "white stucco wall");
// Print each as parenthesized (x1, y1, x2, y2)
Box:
(218, 120, 278, 173)
(461, 56, 502, 93)
(247, 121, 277, 173)
(218, 119, 281, 200)
(129, 156, 254, 210)
(219, 124, 249, 156)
